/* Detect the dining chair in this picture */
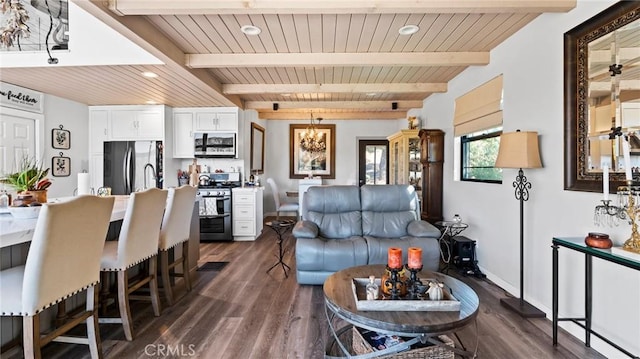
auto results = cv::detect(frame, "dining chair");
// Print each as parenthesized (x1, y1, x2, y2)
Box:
(266, 178, 299, 219)
(0, 195, 115, 359)
(98, 188, 168, 341)
(158, 185, 197, 306)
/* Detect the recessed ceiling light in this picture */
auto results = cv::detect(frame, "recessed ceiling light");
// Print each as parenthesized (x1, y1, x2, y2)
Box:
(141, 71, 158, 78)
(241, 25, 262, 36)
(366, 93, 377, 96)
(398, 25, 419, 36)
(146, 100, 157, 105)
(281, 93, 291, 97)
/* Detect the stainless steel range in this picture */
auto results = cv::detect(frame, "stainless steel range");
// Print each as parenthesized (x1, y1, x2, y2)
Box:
(196, 172, 241, 241)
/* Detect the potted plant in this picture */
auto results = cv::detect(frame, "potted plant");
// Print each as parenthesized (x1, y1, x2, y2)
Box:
(1, 157, 51, 204)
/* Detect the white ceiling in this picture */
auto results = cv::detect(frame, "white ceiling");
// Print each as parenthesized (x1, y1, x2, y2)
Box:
(0, 0, 577, 119)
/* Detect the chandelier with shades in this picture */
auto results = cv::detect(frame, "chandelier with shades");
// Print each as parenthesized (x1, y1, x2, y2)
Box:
(300, 113, 326, 153)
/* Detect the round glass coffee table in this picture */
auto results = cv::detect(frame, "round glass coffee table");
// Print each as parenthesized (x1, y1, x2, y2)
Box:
(323, 264, 479, 358)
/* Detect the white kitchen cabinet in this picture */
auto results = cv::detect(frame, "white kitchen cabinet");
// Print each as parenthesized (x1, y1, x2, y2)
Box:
(136, 111, 165, 138)
(89, 109, 109, 154)
(89, 154, 104, 190)
(194, 108, 238, 132)
(232, 187, 264, 241)
(109, 108, 164, 140)
(173, 112, 194, 158)
(172, 107, 240, 158)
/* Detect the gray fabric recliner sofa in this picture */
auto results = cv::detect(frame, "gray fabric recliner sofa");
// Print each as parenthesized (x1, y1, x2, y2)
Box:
(293, 184, 442, 285)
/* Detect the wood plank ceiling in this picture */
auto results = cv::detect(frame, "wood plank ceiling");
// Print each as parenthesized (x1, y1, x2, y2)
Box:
(1, 0, 576, 120)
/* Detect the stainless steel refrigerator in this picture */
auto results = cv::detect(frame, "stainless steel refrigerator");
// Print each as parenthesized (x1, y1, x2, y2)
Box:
(103, 141, 163, 195)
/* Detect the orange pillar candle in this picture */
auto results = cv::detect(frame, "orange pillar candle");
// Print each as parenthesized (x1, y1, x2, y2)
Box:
(408, 247, 422, 269)
(387, 247, 403, 269)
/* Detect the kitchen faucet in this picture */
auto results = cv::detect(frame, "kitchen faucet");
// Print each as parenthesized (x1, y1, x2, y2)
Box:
(144, 163, 157, 189)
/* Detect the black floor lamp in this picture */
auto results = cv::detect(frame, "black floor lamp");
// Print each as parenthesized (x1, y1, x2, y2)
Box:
(495, 129, 545, 318)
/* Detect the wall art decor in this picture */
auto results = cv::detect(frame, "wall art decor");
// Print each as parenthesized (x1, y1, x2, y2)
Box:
(289, 123, 335, 179)
(51, 152, 70, 177)
(52, 124, 70, 149)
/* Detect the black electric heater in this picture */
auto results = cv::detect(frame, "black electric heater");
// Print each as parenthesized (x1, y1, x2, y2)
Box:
(452, 236, 485, 278)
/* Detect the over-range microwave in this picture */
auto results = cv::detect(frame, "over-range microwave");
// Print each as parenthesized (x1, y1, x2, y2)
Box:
(194, 132, 236, 158)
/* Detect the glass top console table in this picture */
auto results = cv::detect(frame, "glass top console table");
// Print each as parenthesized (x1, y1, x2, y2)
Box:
(552, 237, 640, 359)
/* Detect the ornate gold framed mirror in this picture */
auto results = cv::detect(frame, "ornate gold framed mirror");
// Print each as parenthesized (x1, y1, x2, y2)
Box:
(564, 1, 640, 192)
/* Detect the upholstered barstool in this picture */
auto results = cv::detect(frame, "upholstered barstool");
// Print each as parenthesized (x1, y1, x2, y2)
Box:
(0, 196, 114, 359)
(98, 188, 168, 341)
(158, 185, 197, 306)
(267, 178, 299, 219)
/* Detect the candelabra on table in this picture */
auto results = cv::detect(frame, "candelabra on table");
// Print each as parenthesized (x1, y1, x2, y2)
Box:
(594, 181, 640, 254)
(382, 265, 423, 300)
(405, 264, 423, 299)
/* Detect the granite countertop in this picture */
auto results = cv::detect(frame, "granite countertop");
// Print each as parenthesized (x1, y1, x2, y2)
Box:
(0, 195, 129, 249)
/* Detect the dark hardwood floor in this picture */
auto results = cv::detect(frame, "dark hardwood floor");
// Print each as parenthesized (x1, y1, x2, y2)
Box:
(25, 220, 606, 359)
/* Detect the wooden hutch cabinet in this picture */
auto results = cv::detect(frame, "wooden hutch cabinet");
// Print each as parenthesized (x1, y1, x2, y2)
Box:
(419, 129, 444, 224)
(387, 129, 422, 194)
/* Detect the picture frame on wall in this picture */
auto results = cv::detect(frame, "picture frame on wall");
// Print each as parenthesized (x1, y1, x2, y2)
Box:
(289, 123, 336, 179)
(52, 153, 70, 177)
(52, 125, 70, 150)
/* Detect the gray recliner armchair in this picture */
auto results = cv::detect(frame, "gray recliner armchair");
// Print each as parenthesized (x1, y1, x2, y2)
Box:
(293, 184, 441, 285)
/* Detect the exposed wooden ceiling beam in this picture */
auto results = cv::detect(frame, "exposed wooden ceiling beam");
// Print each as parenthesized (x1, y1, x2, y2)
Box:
(223, 83, 447, 95)
(258, 111, 407, 120)
(246, 100, 423, 110)
(108, 0, 576, 16)
(187, 52, 488, 68)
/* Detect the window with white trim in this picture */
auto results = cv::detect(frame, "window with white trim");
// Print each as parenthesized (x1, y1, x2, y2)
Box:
(460, 127, 502, 183)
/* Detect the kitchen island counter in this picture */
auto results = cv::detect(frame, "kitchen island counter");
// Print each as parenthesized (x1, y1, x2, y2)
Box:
(0, 195, 129, 249)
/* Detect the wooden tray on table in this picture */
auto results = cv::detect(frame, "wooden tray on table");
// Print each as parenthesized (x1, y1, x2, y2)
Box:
(351, 278, 461, 312)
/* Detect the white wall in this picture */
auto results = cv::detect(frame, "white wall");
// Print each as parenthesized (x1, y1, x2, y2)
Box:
(419, 1, 639, 357)
(43, 95, 89, 198)
(261, 118, 404, 214)
(0, 92, 88, 199)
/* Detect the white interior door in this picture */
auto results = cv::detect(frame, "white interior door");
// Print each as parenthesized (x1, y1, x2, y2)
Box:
(0, 113, 36, 177)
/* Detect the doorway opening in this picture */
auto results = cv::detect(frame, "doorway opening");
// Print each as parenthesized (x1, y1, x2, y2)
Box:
(358, 140, 388, 186)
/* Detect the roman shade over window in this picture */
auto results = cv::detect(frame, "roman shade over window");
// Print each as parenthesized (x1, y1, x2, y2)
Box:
(454, 75, 503, 136)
